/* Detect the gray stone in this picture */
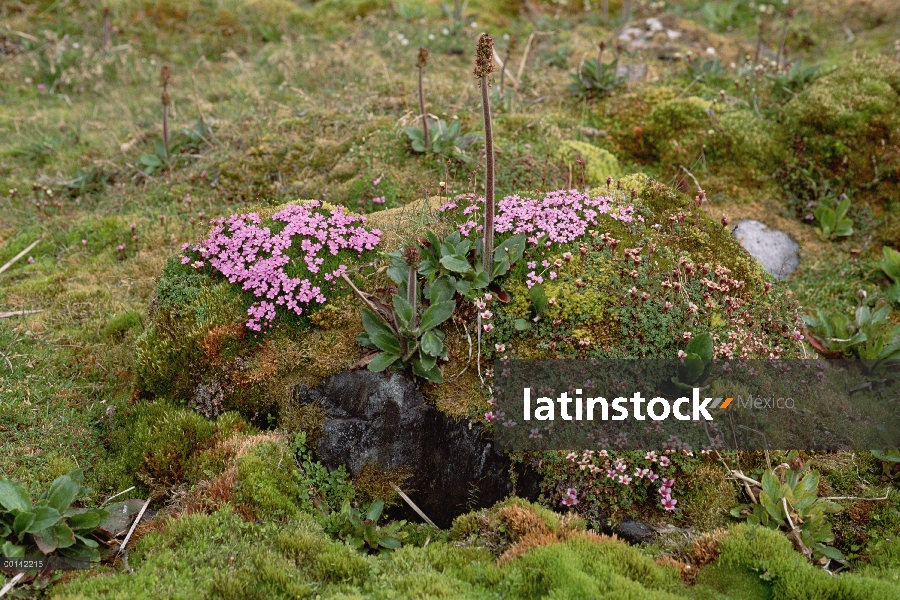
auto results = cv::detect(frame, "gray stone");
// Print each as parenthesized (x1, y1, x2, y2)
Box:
(732, 219, 800, 280)
(292, 370, 540, 528)
(613, 519, 656, 545)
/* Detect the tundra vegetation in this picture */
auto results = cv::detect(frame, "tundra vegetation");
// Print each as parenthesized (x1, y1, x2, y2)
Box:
(1, 0, 899, 597)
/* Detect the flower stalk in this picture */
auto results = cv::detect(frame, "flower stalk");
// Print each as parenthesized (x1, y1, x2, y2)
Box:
(776, 7, 794, 70)
(474, 33, 496, 274)
(160, 64, 171, 162)
(416, 48, 430, 149)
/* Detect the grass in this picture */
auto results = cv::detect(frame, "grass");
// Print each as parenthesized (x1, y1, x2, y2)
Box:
(1, 0, 899, 596)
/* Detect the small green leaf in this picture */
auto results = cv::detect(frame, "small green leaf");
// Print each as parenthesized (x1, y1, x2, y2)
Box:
(472, 269, 491, 289)
(368, 352, 400, 373)
(1, 541, 25, 558)
(367, 499, 384, 522)
(412, 360, 443, 383)
(514, 318, 532, 331)
(761, 471, 781, 501)
(378, 536, 402, 549)
(404, 127, 424, 142)
(417, 352, 437, 372)
(361, 310, 401, 354)
(813, 543, 845, 561)
(419, 300, 456, 332)
(421, 330, 445, 357)
(428, 276, 455, 305)
(440, 254, 473, 274)
(801, 470, 820, 493)
(13, 511, 35, 537)
(27, 506, 62, 533)
(68, 509, 109, 531)
(392, 295, 414, 327)
(0, 480, 32, 513)
(685, 332, 714, 363)
(46, 473, 80, 513)
(455, 279, 473, 295)
(529, 284, 548, 314)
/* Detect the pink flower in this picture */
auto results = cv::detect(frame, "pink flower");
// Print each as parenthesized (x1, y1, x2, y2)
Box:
(372, 176, 382, 186)
(618, 475, 632, 485)
(647, 471, 659, 482)
(659, 486, 672, 497)
(372, 196, 386, 204)
(662, 478, 675, 487)
(566, 452, 577, 461)
(495, 343, 506, 353)
(484, 412, 494, 422)
(662, 497, 678, 510)
(483, 323, 493, 333)
(659, 455, 670, 467)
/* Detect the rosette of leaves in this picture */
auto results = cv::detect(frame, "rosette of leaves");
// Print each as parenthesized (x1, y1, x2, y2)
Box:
(730, 461, 844, 561)
(0, 469, 109, 563)
(329, 499, 406, 555)
(803, 304, 900, 373)
(569, 56, 626, 98)
(416, 230, 527, 297)
(404, 117, 480, 164)
(879, 247, 900, 305)
(813, 196, 853, 240)
(140, 118, 211, 175)
(357, 269, 455, 382)
(672, 332, 714, 389)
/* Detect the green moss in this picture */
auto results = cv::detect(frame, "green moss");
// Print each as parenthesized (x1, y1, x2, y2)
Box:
(233, 440, 306, 520)
(94, 400, 221, 492)
(100, 310, 143, 339)
(555, 140, 623, 186)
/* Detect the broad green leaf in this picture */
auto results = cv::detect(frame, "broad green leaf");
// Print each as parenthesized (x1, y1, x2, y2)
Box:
(679, 354, 705, 384)
(421, 330, 445, 357)
(428, 276, 455, 305)
(368, 352, 400, 373)
(813, 543, 845, 560)
(801, 470, 820, 493)
(454, 239, 471, 256)
(417, 352, 437, 372)
(761, 471, 781, 502)
(58, 543, 100, 562)
(491, 257, 510, 279)
(68, 509, 109, 531)
(440, 254, 473, 274)
(0, 480, 32, 513)
(412, 360, 443, 383)
(367, 499, 384, 522)
(1, 541, 25, 558)
(455, 279, 472, 295)
(46, 473, 80, 513)
(529, 284, 548, 314)
(419, 300, 456, 332)
(378, 536, 402, 549)
(361, 310, 401, 354)
(392, 295, 414, 327)
(404, 127, 424, 142)
(357, 332, 379, 351)
(494, 234, 526, 265)
(514, 318, 532, 331)
(685, 332, 714, 363)
(75, 534, 99, 548)
(472, 270, 491, 289)
(856, 305, 870, 326)
(881, 247, 900, 282)
(27, 506, 62, 533)
(13, 511, 35, 536)
(793, 494, 817, 511)
(139, 153, 162, 168)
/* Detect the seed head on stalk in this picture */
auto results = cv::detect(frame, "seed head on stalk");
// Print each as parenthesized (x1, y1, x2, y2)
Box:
(474, 34, 496, 275)
(416, 47, 430, 148)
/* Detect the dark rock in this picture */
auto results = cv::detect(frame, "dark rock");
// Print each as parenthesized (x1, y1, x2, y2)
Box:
(613, 519, 656, 545)
(292, 369, 539, 528)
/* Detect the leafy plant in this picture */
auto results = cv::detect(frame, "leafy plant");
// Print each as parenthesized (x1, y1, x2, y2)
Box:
(328, 499, 406, 554)
(569, 45, 626, 99)
(357, 246, 456, 382)
(766, 60, 822, 103)
(417, 230, 527, 296)
(879, 247, 900, 305)
(803, 303, 900, 368)
(1, 469, 109, 563)
(731, 460, 844, 561)
(404, 117, 479, 164)
(673, 332, 714, 389)
(871, 449, 900, 481)
(813, 196, 853, 240)
(140, 118, 211, 175)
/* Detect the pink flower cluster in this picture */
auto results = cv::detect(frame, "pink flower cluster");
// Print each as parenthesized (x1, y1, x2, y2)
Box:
(181, 201, 381, 331)
(440, 190, 643, 248)
(561, 487, 578, 507)
(566, 450, 679, 512)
